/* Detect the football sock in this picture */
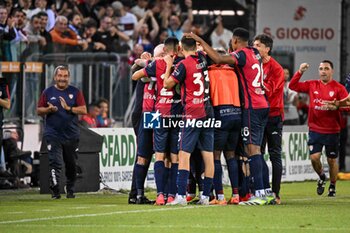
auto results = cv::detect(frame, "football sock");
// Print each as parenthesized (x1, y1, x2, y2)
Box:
(135, 163, 147, 197)
(177, 169, 190, 196)
(261, 154, 271, 189)
(154, 161, 165, 194)
(169, 163, 178, 197)
(226, 158, 239, 194)
(163, 167, 171, 196)
(203, 177, 213, 197)
(213, 160, 223, 196)
(248, 154, 264, 191)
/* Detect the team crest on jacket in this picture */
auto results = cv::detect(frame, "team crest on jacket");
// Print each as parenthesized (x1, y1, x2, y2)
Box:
(69, 94, 73, 99)
(329, 91, 334, 97)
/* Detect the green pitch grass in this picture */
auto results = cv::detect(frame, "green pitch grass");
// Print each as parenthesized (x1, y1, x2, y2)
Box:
(1, 181, 350, 233)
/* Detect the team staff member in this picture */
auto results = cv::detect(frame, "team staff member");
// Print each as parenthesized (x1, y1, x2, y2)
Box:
(0, 78, 11, 155)
(289, 61, 348, 197)
(37, 65, 87, 199)
(253, 34, 284, 204)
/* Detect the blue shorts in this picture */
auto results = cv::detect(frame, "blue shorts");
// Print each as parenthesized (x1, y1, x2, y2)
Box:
(242, 108, 269, 146)
(214, 106, 241, 151)
(154, 118, 179, 154)
(178, 119, 214, 153)
(137, 117, 154, 159)
(308, 131, 339, 158)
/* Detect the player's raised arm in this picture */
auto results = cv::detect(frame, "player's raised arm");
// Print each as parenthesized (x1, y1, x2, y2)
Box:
(184, 32, 236, 65)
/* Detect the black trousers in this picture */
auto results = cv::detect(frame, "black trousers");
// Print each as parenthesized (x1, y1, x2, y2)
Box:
(261, 115, 283, 196)
(46, 138, 79, 193)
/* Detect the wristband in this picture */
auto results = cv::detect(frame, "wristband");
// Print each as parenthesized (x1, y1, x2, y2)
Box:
(69, 106, 73, 113)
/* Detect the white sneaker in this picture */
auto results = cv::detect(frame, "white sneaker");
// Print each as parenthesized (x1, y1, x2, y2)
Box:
(167, 194, 187, 206)
(197, 196, 210, 205)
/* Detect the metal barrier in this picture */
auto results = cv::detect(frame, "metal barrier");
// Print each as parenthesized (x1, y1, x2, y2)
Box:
(1, 52, 133, 128)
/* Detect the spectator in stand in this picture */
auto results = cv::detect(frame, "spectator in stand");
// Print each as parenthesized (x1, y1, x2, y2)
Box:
(128, 43, 144, 65)
(27, 0, 55, 31)
(111, 1, 137, 49)
(166, 0, 193, 40)
(152, 0, 170, 29)
(83, 18, 105, 52)
(153, 27, 168, 46)
(11, 9, 28, 61)
(297, 93, 309, 125)
(105, 4, 115, 18)
(51, 0, 79, 18)
(23, 14, 47, 57)
(0, 4, 16, 61)
(51, 0, 70, 17)
(283, 68, 300, 125)
(96, 98, 114, 127)
(12, 9, 27, 38)
(191, 20, 217, 45)
(145, 1, 162, 28)
(18, 0, 32, 16)
(3, 0, 12, 13)
(68, 13, 84, 39)
(37, 11, 53, 54)
(0, 77, 11, 163)
(169, 0, 181, 16)
(80, 103, 100, 128)
(76, 0, 100, 23)
(3, 130, 32, 180)
(92, 15, 129, 53)
(134, 10, 159, 53)
(50, 15, 88, 53)
(131, 0, 148, 20)
(210, 16, 232, 50)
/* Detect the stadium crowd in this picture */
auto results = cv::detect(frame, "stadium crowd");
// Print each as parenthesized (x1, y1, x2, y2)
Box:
(0, 0, 197, 61)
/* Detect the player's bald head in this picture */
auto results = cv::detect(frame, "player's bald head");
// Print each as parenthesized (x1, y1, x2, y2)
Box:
(153, 44, 165, 58)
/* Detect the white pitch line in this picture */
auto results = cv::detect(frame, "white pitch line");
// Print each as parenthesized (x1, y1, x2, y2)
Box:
(36, 209, 52, 212)
(0, 205, 213, 225)
(5, 224, 350, 231)
(99, 204, 118, 207)
(2, 196, 350, 226)
(68, 207, 90, 210)
(287, 195, 350, 202)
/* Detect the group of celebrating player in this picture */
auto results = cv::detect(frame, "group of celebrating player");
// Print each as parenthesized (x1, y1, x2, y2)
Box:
(128, 27, 348, 206)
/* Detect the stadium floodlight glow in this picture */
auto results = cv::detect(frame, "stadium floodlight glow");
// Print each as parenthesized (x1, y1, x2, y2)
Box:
(192, 9, 239, 16)
(237, 10, 245, 16)
(198, 10, 210, 15)
(221, 10, 235, 16)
